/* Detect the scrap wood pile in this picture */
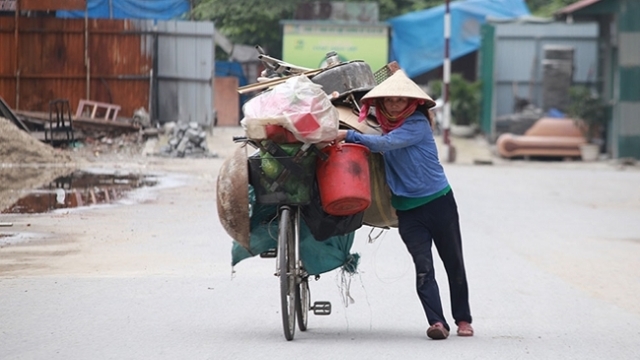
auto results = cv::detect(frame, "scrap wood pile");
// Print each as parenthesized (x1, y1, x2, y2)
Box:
(0, 115, 149, 163)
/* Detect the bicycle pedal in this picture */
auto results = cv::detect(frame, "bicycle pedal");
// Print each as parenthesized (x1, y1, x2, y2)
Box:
(311, 301, 331, 315)
(259, 248, 276, 258)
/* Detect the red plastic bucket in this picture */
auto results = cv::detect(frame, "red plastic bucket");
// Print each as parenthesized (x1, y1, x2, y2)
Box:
(316, 143, 371, 216)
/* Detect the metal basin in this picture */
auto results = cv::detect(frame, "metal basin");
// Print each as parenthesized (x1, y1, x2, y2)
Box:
(311, 61, 376, 98)
(216, 146, 250, 250)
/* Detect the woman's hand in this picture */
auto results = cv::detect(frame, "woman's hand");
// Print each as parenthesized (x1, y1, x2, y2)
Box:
(335, 130, 348, 143)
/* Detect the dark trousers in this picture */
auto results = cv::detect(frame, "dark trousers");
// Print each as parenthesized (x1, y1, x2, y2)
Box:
(396, 190, 472, 331)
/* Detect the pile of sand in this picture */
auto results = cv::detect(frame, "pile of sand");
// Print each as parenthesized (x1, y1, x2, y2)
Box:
(0, 117, 72, 164)
(0, 117, 77, 212)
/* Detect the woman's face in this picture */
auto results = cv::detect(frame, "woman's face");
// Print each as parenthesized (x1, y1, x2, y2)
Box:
(382, 97, 409, 117)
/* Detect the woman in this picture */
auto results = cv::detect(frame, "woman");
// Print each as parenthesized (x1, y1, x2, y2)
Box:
(335, 70, 473, 340)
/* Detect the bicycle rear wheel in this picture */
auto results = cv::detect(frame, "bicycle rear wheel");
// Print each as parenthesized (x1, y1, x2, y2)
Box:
(278, 207, 297, 340)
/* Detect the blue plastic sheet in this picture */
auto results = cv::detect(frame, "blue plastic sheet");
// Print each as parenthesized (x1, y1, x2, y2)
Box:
(57, 0, 190, 20)
(215, 61, 248, 87)
(389, 0, 530, 78)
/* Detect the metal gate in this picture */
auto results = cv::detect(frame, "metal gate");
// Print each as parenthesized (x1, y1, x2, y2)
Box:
(153, 21, 214, 127)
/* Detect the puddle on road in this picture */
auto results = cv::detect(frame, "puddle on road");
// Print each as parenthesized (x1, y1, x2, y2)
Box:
(1, 171, 159, 214)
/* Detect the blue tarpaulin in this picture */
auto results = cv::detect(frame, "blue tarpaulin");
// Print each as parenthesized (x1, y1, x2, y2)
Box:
(215, 61, 248, 87)
(57, 0, 190, 20)
(389, 0, 530, 78)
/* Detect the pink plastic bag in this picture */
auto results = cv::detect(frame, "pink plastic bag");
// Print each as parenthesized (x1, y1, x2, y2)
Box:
(241, 75, 339, 144)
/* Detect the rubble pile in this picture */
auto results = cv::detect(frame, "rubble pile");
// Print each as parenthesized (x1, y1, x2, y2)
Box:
(78, 132, 147, 160)
(159, 122, 218, 158)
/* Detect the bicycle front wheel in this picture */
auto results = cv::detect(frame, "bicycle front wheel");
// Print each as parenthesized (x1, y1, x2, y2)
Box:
(296, 277, 309, 331)
(278, 207, 297, 341)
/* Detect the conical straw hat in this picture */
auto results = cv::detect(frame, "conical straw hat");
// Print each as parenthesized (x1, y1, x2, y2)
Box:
(362, 70, 436, 108)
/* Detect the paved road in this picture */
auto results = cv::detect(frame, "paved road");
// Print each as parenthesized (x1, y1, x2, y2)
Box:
(1, 132, 639, 359)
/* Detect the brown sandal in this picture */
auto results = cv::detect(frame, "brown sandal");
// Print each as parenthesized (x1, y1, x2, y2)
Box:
(457, 321, 474, 337)
(427, 322, 449, 340)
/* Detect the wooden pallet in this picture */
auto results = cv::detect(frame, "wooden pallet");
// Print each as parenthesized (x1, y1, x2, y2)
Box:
(75, 99, 121, 121)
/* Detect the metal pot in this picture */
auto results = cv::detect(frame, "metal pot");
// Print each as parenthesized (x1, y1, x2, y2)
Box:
(311, 61, 376, 99)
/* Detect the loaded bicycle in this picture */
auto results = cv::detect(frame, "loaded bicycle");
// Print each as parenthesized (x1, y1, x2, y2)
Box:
(216, 50, 397, 341)
(232, 136, 332, 341)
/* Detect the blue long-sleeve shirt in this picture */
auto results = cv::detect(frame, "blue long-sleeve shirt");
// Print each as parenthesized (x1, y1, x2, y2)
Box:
(344, 112, 449, 199)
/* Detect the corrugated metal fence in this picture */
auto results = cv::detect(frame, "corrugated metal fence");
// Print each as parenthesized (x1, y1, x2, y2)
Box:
(0, 16, 213, 126)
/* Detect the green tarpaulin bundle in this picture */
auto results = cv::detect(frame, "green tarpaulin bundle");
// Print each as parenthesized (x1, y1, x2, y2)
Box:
(231, 187, 359, 276)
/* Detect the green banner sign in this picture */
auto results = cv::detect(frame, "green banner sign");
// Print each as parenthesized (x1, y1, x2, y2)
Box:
(282, 22, 389, 71)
